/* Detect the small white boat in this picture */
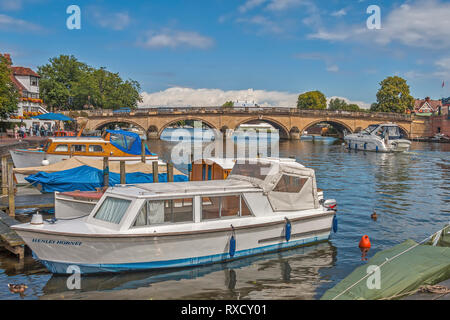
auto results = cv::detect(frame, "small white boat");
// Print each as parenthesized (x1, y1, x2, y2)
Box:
(344, 123, 411, 153)
(12, 158, 337, 274)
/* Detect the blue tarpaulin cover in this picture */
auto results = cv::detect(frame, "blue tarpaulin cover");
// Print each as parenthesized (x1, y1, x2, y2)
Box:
(25, 165, 188, 193)
(106, 130, 155, 156)
(31, 113, 74, 121)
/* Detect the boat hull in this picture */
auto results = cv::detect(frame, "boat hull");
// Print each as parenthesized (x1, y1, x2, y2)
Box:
(15, 213, 335, 274)
(344, 136, 411, 153)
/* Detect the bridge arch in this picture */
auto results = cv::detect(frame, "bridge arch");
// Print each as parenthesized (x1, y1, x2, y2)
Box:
(301, 119, 354, 137)
(94, 119, 147, 133)
(235, 117, 291, 140)
(157, 117, 218, 138)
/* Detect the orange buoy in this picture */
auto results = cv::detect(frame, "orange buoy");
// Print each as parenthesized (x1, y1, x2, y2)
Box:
(359, 235, 371, 249)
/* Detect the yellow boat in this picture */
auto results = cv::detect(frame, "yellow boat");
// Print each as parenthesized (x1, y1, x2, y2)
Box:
(10, 129, 159, 183)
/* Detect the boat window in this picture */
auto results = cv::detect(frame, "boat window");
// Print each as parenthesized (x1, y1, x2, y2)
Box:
(230, 162, 272, 180)
(110, 133, 136, 151)
(273, 175, 308, 193)
(202, 195, 252, 220)
(54, 144, 68, 152)
(89, 145, 103, 153)
(165, 198, 193, 223)
(132, 199, 193, 226)
(385, 126, 401, 139)
(72, 144, 86, 153)
(94, 197, 131, 224)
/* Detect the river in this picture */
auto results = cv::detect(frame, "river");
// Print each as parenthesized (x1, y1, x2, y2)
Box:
(0, 135, 449, 300)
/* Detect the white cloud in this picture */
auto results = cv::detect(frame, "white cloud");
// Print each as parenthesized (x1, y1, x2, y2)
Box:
(0, 14, 44, 32)
(236, 15, 284, 34)
(139, 29, 214, 49)
(331, 9, 347, 17)
(308, 0, 450, 49)
(239, 0, 267, 13)
(91, 10, 130, 31)
(138, 87, 370, 109)
(326, 65, 339, 72)
(266, 0, 306, 11)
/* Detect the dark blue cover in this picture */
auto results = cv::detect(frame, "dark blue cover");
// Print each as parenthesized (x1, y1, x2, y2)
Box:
(106, 130, 155, 156)
(25, 165, 188, 193)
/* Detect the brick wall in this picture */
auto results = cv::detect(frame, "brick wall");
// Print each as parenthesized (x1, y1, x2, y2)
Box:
(431, 114, 450, 136)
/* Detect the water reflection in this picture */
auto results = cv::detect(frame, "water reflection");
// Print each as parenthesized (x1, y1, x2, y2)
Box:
(40, 242, 336, 300)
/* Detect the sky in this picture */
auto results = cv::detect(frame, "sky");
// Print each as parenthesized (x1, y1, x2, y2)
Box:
(1, 0, 450, 108)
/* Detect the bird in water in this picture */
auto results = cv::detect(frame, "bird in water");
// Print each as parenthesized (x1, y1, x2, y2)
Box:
(371, 210, 378, 221)
(8, 284, 28, 294)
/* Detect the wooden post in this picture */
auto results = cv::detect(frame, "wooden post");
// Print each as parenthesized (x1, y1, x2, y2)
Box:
(167, 163, 174, 182)
(152, 161, 159, 183)
(1, 157, 7, 196)
(103, 157, 109, 188)
(120, 160, 126, 185)
(7, 163, 15, 217)
(141, 141, 146, 163)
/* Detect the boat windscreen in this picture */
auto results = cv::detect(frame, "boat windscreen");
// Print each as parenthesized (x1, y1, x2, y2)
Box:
(94, 197, 131, 224)
(229, 162, 273, 180)
(362, 125, 379, 134)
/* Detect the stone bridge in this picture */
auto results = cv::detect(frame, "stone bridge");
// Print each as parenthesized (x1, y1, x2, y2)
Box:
(70, 107, 432, 140)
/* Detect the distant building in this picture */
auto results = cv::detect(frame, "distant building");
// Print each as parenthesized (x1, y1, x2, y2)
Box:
(234, 100, 259, 107)
(414, 97, 442, 115)
(1, 53, 53, 129)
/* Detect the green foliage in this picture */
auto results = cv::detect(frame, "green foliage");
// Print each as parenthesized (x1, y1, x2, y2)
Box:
(328, 98, 361, 112)
(372, 76, 414, 113)
(38, 55, 142, 110)
(297, 91, 327, 110)
(222, 101, 234, 107)
(0, 56, 19, 119)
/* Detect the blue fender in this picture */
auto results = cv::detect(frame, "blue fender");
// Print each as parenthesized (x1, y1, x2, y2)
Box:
(285, 218, 292, 242)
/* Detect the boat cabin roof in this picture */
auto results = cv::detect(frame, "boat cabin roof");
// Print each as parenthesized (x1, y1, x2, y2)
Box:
(107, 179, 258, 199)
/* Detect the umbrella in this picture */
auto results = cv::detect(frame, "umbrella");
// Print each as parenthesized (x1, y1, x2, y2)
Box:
(31, 113, 74, 121)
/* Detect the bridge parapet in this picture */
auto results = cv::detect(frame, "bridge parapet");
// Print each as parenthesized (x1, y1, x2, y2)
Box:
(73, 107, 413, 121)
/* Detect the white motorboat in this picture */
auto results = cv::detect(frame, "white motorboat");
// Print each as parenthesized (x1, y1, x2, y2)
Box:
(344, 123, 411, 153)
(12, 158, 337, 274)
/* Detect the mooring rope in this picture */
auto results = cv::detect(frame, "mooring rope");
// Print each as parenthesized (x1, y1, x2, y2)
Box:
(331, 224, 449, 300)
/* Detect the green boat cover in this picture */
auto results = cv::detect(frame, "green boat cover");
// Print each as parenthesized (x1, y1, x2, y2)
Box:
(321, 225, 450, 300)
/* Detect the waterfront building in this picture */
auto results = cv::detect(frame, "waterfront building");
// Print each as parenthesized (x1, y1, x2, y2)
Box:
(414, 97, 443, 116)
(1, 53, 54, 133)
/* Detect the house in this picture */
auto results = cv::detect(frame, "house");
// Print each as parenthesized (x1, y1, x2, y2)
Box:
(413, 97, 442, 115)
(1, 53, 54, 130)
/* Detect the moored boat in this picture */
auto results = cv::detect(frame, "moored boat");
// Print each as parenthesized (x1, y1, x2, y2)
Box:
(10, 130, 159, 183)
(12, 157, 338, 274)
(344, 123, 411, 153)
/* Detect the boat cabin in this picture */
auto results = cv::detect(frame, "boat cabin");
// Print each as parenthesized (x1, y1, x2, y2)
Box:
(190, 158, 235, 181)
(85, 158, 321, 232)
(361, 123, 405, 140)
(42, 130, 154, 157)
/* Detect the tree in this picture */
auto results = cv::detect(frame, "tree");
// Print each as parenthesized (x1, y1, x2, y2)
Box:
(297, 91, 327, 110)
(38, 55, 142, 110)
(328, 98, 347, 111)
(372, 76, 414, 113)
(222, 101, 234, 107)
(0, 56, 19, 119)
